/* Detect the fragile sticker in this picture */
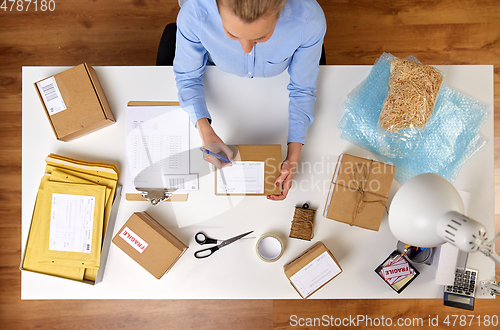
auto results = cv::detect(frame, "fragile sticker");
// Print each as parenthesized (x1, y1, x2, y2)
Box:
(381, 255, 414, 284)
(119, 226, 149, 254)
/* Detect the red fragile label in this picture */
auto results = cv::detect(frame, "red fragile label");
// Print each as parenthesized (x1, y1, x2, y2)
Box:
(381, 260, 411, 281)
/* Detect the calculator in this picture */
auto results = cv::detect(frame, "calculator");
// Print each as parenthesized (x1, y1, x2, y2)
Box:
(443, 267, 478, 311)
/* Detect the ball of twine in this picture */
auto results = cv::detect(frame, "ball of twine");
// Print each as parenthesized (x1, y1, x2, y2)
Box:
(289, 203, 315, 241)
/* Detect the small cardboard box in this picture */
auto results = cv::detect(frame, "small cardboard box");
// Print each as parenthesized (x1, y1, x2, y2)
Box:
(112, 212, 188, 279)
(34, 63, 115, 141)
(215, 144, 281, 196)
(323, 154, 395, 231)
(284, 242, 342, 299)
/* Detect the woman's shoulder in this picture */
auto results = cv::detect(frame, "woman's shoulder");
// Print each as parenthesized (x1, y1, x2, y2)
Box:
(281, 0, 325, 24)
(179, 0, 219, 20)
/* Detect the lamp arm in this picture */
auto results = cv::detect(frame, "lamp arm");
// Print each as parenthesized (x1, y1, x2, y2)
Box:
(478, 243, 500, 267)
(486, 230, 500, 244)
(480, 280, 500, 297)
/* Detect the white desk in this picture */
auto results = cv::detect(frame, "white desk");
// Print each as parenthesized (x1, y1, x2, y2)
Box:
(22, 65, 495, 299)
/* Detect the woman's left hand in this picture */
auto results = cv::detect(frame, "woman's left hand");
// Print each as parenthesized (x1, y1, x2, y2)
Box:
(267, 142, 302, 201)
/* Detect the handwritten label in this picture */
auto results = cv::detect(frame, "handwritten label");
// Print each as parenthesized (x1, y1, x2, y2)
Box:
(119, 226, 149, 254)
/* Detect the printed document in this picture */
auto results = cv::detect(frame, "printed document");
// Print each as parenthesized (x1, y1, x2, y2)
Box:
(125, 106, 191, 194)
(217, 161, 265, 194)
(49, 193, 96, 253)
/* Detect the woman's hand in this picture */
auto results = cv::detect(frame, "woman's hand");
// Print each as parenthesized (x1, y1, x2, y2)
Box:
(197, 118, 233, 168)
(267, 142, 302, 201)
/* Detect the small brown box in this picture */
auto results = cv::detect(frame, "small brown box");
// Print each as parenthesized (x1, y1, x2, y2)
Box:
(284, 242, 342, 299)
(112, 212, 188, 279)
(34, 63, 115, 141)
(323, 154, 395, 231)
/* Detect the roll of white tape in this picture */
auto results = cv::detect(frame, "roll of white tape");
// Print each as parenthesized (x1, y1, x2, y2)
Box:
(256, 234, 284, 262)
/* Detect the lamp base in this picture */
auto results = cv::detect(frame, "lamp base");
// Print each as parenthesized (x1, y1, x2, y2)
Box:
(396, 241, 435, 265)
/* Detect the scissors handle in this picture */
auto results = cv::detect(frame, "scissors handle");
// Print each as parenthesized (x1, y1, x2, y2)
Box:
(195, 232, 218, 245)
(194, 245, 219, 259)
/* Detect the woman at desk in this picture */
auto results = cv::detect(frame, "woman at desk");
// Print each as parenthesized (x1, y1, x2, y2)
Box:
(174, 0, 326, 200)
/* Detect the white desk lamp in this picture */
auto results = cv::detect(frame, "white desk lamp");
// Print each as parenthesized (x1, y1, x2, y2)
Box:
(388, 173, 500, 266)
(388, 173, 500, 297)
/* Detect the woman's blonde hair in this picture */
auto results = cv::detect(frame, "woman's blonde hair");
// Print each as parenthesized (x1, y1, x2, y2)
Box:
(216, 0, 287, 23)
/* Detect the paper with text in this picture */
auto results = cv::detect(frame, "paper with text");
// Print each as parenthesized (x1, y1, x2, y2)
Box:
(49, 193, 96, 253)
(290, 251, 341, 298)
(36, 76, 67, 116)
(125, 106, 190, 194)
(217, 161, 264, 194)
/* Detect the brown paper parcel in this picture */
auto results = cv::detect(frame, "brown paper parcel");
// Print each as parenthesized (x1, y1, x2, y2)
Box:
(324, 154, 395, 231)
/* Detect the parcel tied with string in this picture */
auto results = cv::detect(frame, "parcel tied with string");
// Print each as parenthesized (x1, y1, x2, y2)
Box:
(323, 154, 395, 231)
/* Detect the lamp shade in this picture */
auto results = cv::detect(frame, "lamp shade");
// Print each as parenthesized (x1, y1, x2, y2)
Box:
(388, 173, 464, 247)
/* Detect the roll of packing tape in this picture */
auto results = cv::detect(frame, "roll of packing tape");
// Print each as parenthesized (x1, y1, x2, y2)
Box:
(256, 234, 284, 262)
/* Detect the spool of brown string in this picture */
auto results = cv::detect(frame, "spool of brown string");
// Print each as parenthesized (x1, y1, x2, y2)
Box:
(289, 203, 315, 241)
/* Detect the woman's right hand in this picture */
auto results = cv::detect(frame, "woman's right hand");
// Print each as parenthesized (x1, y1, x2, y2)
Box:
(196, 118, 233, 168)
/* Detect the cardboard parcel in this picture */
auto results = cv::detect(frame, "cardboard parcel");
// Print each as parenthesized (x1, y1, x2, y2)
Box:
(323, 154, 395, 231)
(34, 63, 115, 141)
(284, 242, 342, 299)
(112, 212, 188, 279)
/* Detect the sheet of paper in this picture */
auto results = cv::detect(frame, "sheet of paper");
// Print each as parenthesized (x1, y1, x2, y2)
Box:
(36, 76, 67, 116)
(217, 161, 264, 194)
(49, 193, 96, 253)
(290, 251, 342, 298)
(323, 154, 343, 216)
(125, 106, 190, 194)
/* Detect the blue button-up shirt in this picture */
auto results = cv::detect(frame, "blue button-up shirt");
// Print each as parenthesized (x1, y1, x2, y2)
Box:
(174, 0, 326, 144)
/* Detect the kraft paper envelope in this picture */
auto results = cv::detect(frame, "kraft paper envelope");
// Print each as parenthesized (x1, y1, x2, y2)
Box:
(45, 154, 119, 180)
(49, 169, 113, 281)
(45, 155, 118, 281)
(22, 176, 85, 281)
(22, 154, 119, 283)
(45, 164, 116, 235)
(37, 180, 106, 269)
(49, 169, 113, 216)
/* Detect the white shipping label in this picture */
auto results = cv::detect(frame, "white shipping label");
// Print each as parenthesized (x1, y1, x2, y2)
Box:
(290, 251, 342, 298)
(36, 76, 67, 115)
(217, 161, 264, 194)
(118, 226, 149, 254)
(49, 193, 96, 253)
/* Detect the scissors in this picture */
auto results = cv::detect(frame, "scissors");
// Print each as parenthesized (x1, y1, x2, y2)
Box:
(194, 231, 253, 259)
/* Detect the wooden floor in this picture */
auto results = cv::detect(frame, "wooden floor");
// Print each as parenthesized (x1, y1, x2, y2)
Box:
(1, 0, 499, 328)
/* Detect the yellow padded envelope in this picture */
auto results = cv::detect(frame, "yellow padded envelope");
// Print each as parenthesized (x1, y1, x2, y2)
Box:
(37, 180, 106, 269)
(45, 163, 117, 235)
(47, 169, 113, 280)
(22, 176, 86, 281)
(45, 155, 118, 282)
(22, 154, 119, 283)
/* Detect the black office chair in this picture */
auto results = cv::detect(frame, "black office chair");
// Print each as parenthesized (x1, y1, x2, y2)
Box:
(156, 23, 326, 66)
(157, 23, 178, 66)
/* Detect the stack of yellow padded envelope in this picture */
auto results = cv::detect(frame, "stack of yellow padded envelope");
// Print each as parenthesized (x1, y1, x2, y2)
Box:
(21, 154, 119, 283)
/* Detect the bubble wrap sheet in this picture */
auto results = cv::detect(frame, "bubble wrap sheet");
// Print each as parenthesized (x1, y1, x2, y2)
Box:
(338, 53, 489, 183)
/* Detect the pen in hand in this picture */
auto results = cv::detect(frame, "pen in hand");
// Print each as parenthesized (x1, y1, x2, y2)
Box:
(200, 147, 232, 164)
